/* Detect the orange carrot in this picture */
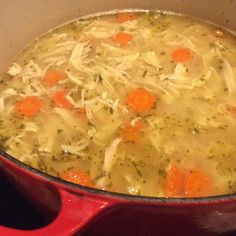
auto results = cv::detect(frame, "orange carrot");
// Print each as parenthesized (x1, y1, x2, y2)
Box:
(226, 104, 236, 114)
(126, 88, 155, 113)
(112, 32, 133, 45)
(116, 13, 137, 23)
(121, 120, 143, 142)
(171, 48, 192, 62)
(61, 170, 93, 187)
(184, 169, 213, 197)
(15, 96, 42, 117)
(42, 70, 64, 87)
(165, 165, 213, 198)
(52, 90, 73, 109)
(165, 164, 183, 197)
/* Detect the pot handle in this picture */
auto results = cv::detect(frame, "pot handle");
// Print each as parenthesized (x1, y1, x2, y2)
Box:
(0, 188, 112, 236)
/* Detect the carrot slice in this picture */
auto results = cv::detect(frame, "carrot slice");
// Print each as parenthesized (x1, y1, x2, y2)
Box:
(121, 120, 143, 142)
(184, 169, 213, 197)
(61, 170, 93, 187)
(15, 96, 42, 117)
(52, 90, 73, 109)
(226, 104, 236, 114)
(112, 32, 133, 45)
(165, 164, 183, 197)
(116, 13, 137, 23)
(42, 70, 64, 87)
(171, 48, 192, 62)
(126, 88, 155, 113)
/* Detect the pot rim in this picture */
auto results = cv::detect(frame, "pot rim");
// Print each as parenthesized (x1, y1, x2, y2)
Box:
(1, 150, 236, 204)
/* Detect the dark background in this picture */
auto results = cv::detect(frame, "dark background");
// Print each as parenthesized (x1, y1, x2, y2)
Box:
(0, 171, 45, 230)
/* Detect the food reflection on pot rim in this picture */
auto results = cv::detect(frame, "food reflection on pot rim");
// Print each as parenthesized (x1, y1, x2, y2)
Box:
(1, 10, 236, 199)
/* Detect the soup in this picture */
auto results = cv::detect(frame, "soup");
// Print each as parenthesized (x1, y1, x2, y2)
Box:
(1, 11, 236, 198)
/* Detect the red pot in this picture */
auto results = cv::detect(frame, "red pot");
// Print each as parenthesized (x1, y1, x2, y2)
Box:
(0, 1, 236, 235)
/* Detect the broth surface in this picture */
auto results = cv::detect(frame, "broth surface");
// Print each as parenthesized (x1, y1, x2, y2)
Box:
(1, 11, 236, 197)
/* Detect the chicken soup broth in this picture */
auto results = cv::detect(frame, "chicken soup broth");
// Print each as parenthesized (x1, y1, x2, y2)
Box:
(1, 11, 236, 197)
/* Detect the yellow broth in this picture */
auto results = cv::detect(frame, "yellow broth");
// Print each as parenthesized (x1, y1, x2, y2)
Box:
(1, 11, 236, 197)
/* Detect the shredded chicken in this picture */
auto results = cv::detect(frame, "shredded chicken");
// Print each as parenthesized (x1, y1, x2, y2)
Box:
(103, 138, 122, 173)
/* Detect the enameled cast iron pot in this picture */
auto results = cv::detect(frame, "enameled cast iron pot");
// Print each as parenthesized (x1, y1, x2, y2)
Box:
(0, 1, 236, 235)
